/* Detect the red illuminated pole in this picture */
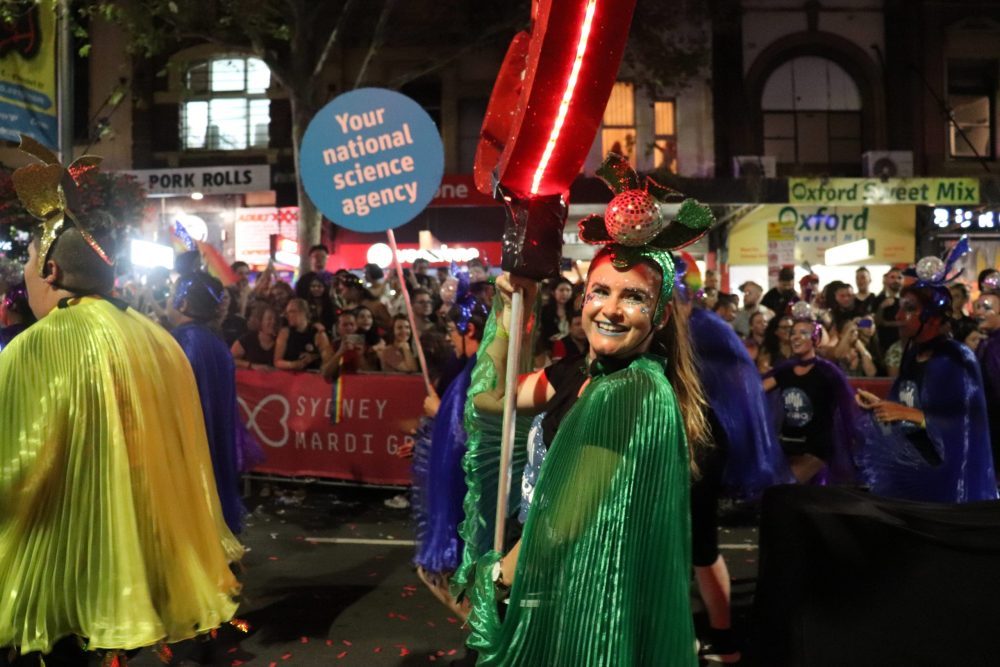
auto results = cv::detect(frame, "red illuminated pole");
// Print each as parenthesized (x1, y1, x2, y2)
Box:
(485, 0, 635, 553)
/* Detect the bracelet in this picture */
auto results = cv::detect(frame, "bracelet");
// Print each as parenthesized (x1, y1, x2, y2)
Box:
(495, 319, 510, 339)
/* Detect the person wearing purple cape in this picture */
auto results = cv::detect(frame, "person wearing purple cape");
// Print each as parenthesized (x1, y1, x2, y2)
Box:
(411, 273, 489, 601)
(674, 257, 792, 663)
(763, 303, 860, 485)
(0, 282, 35, 352)
(855, 241, 997, 503)
(170, 270, 248, 533)
(974, 274, 1000, 479)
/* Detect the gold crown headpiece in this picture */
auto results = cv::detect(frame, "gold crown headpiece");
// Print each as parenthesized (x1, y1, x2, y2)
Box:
(11, 135, 110, 275)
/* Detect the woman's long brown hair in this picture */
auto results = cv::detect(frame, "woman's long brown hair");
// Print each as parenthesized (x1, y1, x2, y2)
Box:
(651, 297, 710, 464)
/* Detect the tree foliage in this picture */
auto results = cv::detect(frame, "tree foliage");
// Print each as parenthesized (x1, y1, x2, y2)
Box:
(40, 0, 711, 268)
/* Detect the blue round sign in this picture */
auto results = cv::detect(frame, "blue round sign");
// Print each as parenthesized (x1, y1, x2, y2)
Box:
(299, 88, 444, 233)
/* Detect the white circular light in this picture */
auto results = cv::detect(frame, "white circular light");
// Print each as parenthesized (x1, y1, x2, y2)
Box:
(366, 242, 393, 269)
(174, 213, 208, 242)
(190, 192, 204, 200)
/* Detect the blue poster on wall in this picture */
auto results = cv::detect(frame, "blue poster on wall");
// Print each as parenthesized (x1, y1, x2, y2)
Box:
(0, 2, 58, 150)
(299, 88, 445, 233)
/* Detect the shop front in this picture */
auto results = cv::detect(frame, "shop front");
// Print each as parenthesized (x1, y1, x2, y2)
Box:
(123, 164, 274, 272)
(725, 203, 916, 290)
(919, 204, 1000, 290)
(721, 177, 981, 291)
(326, 174, 505, 272)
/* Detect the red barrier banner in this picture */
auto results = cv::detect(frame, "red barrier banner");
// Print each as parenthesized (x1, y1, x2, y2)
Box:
(237, 369, 424, 485)
(848, 377, 893, 400)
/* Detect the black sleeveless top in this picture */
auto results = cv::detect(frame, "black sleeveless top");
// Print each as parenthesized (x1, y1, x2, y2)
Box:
(238, 332, 276, 366)
(283, 326, 321, 370)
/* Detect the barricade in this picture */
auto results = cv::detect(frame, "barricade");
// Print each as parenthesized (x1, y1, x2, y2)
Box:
(848, 376, 893, 399)
(237, 369, 424, 486)
(237, 370, 895, 486)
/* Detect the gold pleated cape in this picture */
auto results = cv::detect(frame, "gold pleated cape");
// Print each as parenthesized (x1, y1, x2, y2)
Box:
(0, 297, 241, 654)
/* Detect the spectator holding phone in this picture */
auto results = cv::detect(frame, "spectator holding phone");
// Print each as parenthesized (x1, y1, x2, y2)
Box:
(875, 267, 904, 350)
(834, 319, 878, 377)
(379, 314, 419, 373)
(761, 266, 799, 315)
(323, 310, 379, 377)
(275, 298, 330, 371)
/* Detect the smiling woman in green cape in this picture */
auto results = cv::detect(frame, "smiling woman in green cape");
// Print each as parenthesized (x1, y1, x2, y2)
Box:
(462, 159, 715, 664)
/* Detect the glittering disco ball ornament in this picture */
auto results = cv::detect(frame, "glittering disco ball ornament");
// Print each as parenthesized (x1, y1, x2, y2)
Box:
(439, 276, 458, 305)
(983, 272, 1000, 294)
(915, 255, 945, 282)
(604, 189, 663, 246)
(790, 300, 813, 320)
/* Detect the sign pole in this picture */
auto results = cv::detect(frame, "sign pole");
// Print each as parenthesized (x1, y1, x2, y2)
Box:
(493, 288, 523, 552)
(56, 0, 73, 163)
(386, 228, 433, 395)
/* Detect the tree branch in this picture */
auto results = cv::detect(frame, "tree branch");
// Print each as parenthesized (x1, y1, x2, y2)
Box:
(353, 0, 397, 89)
(311, 0, 359, 80)
(387, 21, 516, 90)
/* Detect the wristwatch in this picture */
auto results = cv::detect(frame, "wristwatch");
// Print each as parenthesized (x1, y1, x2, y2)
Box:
(491, 560, 511, 599)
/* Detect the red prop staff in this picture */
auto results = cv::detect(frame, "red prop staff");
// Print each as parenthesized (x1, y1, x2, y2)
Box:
(474, 0, 637, 551)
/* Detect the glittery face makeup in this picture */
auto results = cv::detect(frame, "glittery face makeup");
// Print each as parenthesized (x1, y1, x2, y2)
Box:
(582, 256, 662, 359)
(974, 295, 1000, 332)
(789, 321, 817, 356)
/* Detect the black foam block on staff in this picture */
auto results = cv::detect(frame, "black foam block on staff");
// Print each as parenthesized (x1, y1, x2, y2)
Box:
(498, 187, 566, 281)
(750, 485, 1000, 667)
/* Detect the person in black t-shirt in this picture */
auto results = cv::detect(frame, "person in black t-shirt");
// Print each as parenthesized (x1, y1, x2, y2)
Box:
(232, 304, 278, 369)
(854, 266, 877, 315)
(274, 298, 330, 372)
(761, 266, 799, 316)
(764, 317, 855, 483)
(875, 267, 904, 350)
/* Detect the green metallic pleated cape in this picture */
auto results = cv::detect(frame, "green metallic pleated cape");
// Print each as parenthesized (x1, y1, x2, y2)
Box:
(452, 303, 531, 597)
(0, 298, 241, 654)
(467, 355, 696, 666)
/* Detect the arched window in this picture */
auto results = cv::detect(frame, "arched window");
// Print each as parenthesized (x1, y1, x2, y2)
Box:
(181, 56, 271, 150)
(761, 57, 862, 170)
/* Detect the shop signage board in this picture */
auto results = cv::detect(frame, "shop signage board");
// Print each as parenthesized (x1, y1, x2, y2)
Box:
(299, 88, 445, 232)
(429, 174, 502, 207)
(0, 2, 57, 148)
(728, 204, 915, 266)
(238, 368, 422, 485)
(789, 178, 979, 206)
(930, 207, 999, 232)
(123, 165, 271, 196)
(233, 207, 299, 266)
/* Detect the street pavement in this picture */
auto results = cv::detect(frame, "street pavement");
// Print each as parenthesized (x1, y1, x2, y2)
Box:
(132, 483, 762, 666)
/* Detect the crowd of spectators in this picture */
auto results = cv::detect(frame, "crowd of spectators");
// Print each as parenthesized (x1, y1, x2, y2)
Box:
(4, 240, 996, 387)
(713, 264, 999, 379)
(100, 245, 499, 388)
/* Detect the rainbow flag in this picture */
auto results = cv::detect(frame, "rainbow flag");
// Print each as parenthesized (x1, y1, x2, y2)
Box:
(196, 240, 239, 287)
(332, 375, 344, 423)
(171, 220, 197, 253)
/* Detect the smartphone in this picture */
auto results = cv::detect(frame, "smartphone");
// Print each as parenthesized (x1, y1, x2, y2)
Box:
(857, 318, 874, 329)
(346, 334, 365, 348)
